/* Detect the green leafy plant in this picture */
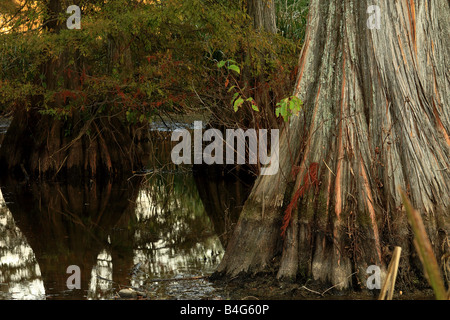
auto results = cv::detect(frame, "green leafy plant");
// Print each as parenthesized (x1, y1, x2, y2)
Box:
(217, 59, 241, 75)
(218, 59, 259, 113)
(275, 95, 303, 121)
(218, 59, 305, 120)
(1, 0, 303, 129)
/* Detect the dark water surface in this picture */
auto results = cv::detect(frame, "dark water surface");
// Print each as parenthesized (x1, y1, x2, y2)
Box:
(0, 123, 253, 300)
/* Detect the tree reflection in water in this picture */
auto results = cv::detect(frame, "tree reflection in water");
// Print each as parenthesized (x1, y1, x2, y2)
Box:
(0, 176, 142, 299)
(0, 169, 244, 299)
(193, 165, 255, 249)
(0, 130, 253, 300)
(0, 189, 45, 299)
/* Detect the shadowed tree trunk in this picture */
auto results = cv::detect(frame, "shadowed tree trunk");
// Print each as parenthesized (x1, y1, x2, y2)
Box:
(247, 0, 280, 131)
(247, 0, 277, 34)
(232, 0, 282, 132)
(215, 0, 449, 290)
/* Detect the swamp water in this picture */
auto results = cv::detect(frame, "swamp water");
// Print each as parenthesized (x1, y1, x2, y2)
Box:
(0, 120, 253, 300)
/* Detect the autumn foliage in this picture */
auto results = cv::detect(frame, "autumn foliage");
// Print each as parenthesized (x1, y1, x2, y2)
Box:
(0, 0, 301, 128)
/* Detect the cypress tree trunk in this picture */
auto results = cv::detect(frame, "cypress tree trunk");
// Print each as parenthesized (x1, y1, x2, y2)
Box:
(215, 0, 449, 290)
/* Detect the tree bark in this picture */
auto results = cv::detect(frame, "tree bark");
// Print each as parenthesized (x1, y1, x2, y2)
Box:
(215, 0, 449, 290)
(247, 0, 277, 34)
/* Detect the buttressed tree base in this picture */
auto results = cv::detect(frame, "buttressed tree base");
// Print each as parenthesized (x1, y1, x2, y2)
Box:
(215, 0, 449, 290)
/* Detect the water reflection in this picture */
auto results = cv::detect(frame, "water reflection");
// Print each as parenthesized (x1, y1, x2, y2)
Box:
(0, 176, 142, 299)
(88, 249, 114, 299)
(193, 165, 254, 249)
(0, 189, 45, 299)
(0, 129, 252, 300)
(128, 174, 226, 299)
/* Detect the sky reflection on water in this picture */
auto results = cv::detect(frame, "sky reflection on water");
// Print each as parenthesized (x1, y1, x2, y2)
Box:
(0, 188, 45, 299)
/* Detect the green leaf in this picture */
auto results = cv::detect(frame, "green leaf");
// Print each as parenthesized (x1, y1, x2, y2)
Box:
(233, 97, 244, 112)
(276, 102, 289, 122)
(281, 105, 288, 117)
(231, 92, 239, 104)
(227, 64, 240, 74)
(228, 85, 237, 92)
(251, 104, 259, 112)
(275, 96, 303, 121)
(290, 96, 303, 112)
(289, 99, 297, 111)
(217, 60, 226, 68)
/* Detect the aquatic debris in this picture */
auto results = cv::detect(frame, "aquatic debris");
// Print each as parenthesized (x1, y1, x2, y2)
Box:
(118, 288, 137, 299)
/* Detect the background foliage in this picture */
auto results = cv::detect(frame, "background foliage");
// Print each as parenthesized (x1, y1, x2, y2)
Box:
(0, 0, 308, 128)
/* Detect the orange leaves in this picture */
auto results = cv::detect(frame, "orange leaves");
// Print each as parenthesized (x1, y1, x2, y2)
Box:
(115, 85, 126, 99)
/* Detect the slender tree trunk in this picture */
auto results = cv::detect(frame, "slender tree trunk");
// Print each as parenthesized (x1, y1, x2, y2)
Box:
(240, 0, 281, 130)
(247, 0, 277, 33)
(215, 0, 449, 290)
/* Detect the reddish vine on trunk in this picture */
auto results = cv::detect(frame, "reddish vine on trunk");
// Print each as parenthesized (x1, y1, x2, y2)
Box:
(281, 162, 318, 238)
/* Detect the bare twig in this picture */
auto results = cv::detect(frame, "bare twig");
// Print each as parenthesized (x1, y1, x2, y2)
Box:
(322, 159, 336, 176)
(301, 271, 357, 297)
(321, 272, 358, 296)
(300, 285, 322, 296)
